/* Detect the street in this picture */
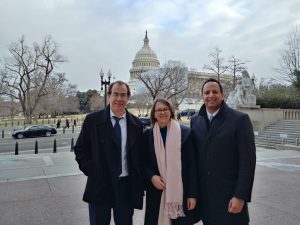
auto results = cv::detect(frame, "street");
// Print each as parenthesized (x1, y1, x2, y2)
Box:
(0, 128, 79, 155)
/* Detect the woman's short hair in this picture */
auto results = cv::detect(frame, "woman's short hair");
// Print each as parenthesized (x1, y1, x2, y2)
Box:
(150, 98, 175, 126)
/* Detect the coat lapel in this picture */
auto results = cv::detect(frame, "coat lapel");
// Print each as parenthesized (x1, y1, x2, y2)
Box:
(95, 106, 118, 149)
(199, 102, 227, 141)
(94, 107, 141, 158)
(206, 112, 226, 140)
(126, 111, 140, 149)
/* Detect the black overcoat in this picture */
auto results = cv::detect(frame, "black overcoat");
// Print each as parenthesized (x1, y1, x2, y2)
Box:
(143, 125, 198, 225)
(191, 102, 256, 224)
(74, 106, 144, 209)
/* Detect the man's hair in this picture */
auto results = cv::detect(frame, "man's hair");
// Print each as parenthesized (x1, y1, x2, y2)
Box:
(201, 78, 223, 94)
(107, 80, 131, 97)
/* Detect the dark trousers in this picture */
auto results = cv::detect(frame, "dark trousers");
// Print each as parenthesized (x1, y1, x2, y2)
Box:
(88, 177, 133, 225)
(172, 212, 194, 225)
(203, 221, 249, 225)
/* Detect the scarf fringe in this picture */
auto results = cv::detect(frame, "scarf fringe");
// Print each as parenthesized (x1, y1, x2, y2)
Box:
(164, 202, 185, 219)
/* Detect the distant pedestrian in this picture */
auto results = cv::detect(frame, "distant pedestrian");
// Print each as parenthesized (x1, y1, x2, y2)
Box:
(65, 119, 70, 128)
(56, 119, 61, 129)
(73, 119, 77, 127)
(177, 112, 181, 121)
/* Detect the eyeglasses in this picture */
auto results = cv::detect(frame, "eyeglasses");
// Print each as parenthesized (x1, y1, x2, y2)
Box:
(111, 92, 128, 98)
(155, 108, 170, 113)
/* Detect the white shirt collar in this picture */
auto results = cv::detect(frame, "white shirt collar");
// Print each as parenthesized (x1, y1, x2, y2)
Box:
(110, 109, 126, 119)
(206, 108, 220, 118)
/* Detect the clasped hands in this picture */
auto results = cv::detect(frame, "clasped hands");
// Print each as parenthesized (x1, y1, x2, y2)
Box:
(151, 175, 196, 210)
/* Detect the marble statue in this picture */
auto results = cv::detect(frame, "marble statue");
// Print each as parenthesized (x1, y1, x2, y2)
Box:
(226, 70, 260, 109)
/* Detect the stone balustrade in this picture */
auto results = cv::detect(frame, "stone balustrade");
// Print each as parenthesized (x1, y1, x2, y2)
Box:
(284, 109, 300, 120)
(239, 108, 300, 130)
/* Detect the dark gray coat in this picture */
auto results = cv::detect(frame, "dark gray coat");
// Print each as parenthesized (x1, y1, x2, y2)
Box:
(143, 125, 198, 225)
(191, 102, 256, 224)
(74, 106, 144, 209)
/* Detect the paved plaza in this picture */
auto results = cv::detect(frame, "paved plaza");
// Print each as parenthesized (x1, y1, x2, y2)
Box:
(0, 147, 299, 225)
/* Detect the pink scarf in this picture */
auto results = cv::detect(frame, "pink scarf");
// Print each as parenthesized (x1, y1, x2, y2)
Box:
(153, 119, 185, 225)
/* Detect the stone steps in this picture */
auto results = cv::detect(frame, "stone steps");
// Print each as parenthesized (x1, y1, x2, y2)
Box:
(255, 120, 300, 148)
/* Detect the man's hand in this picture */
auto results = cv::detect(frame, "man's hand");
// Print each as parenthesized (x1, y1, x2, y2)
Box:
(151, 175, 165, 190)
(228, 197, 244, 214)
(187, 198, 197, 210)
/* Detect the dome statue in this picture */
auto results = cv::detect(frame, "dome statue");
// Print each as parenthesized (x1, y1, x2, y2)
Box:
(128, 31, 160, 95)
(129, 31, 160, 80)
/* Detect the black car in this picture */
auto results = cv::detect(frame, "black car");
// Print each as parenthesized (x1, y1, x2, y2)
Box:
(138, 117, 151, 128)
(12, 125, 57, 139)
(180, 109, 197, 117)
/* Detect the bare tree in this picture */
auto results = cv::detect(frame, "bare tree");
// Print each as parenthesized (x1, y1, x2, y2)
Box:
(36, 80, 79, 117)
(0, 35, 66, 124)
(0, 96, 21, 119)
(294, 70, 300, 92)
(63, 95, 80, 114)
(89, 93, 104, 112)
(0, 97, 4, 118)
(130, 91, 153, 115)
(228, 56, 249, 88)
(164, 61, 189, 109)
(276, 26, 300, 84)
(137, 60, 188, 108)
(203, 47, 230, 81)
(137, 68, 172, 100)
(6, 97, 21, 119)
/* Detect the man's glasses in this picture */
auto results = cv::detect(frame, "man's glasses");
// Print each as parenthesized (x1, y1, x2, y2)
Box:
(111, 92, 128, 98)
(155, 108, 170, 113)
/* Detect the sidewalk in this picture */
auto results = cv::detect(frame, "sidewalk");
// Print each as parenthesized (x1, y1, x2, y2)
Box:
(0, 152, 90, 225)
(0, 148, 299, 225)
(0, 152, 81, 183)
(0, 152, 148, 225)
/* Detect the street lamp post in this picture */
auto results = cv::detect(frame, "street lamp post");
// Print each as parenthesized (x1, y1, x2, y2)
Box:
(100, 68, 112, 106)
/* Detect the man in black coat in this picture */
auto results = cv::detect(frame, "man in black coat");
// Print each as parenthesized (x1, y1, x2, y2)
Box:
(74, 81, 144, 225)
(190, 78, 256, 225)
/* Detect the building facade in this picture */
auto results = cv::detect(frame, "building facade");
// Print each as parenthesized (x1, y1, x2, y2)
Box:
(128, 31, 234, 103)
(186, 71, 233, 98)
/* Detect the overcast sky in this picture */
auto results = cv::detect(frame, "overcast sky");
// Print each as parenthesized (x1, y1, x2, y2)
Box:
(0, 0, 299, 91)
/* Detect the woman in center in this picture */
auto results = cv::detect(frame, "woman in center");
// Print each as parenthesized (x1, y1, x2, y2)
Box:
(143, 98, 197, 225)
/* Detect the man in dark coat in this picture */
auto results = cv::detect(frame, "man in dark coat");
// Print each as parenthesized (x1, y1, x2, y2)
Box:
(190, 78, 256, 225)
(74, 81, 144, 225)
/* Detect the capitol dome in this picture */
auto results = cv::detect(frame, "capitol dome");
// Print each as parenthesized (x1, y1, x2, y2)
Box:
(129, 31, 160, 80)
(134, 39, 158, 59)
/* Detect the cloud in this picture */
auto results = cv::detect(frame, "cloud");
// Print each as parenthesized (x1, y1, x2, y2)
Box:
(0, 0, 299, 91)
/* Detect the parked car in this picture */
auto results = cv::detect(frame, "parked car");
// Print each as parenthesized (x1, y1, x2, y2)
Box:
(179, 109, 197, 117)
(138, 117, 151, 128)
(12, 125, 57, 139)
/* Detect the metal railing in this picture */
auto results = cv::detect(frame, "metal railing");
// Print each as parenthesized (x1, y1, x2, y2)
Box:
(255, 134, 300, 148)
